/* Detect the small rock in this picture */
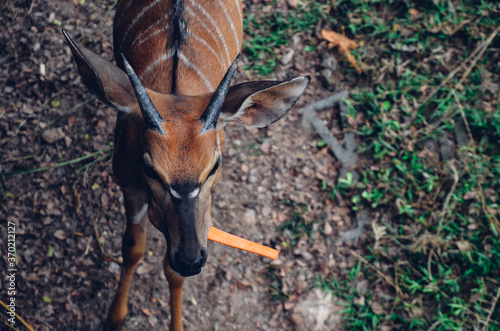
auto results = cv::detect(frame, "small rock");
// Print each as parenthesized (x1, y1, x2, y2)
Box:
(454, 120, 468, 146)
(437, 132, 453, 161)
(371, 301, 385, 315)
(148, 315, 158, 327)
(242, 209, 256, 226)
(53, 230, 66, 240)
(42, 128, 65, 143)
(237, 280, 252, 290)
(320, 69, 335, 91)
(323, 222, 333, 235)
(291, 289, 342, 331)
(48, 12, 55, 23)
(269, 259, 283, 269)
(40, 63, 46, 76)
(260, 141, 271, 154)
(354, 296, 365, 305)
(319, 53, 339, 91)
(228, 147, 237, 156)
(108, 262, 121, 275)
(321, 52, 338, 71)
(281, 49, 295, 65)
(136, 262, 154, 275)
(356, 279, 368, 296)
(262, 206, 272, 218)
(286, 0, 299, 8)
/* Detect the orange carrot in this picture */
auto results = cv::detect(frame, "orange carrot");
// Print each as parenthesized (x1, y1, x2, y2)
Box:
(208, 226, 279, 260)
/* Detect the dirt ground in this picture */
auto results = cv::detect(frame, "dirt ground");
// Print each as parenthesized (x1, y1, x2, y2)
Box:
(1, 1, 362, 330)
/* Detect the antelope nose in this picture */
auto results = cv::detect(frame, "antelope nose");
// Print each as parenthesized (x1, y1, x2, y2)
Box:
(174, 249, 207, 277)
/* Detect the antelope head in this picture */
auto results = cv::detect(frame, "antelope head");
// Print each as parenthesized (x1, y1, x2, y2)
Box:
(63, 30, 309, 277)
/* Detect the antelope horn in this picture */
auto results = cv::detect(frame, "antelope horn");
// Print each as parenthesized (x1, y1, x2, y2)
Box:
(199, 54, 240, 135)
(121, 54, 165, 135)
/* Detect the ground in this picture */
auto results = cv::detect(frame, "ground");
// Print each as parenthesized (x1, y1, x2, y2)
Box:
(0, 1, 352, 330)
(3, 0, 499, 330)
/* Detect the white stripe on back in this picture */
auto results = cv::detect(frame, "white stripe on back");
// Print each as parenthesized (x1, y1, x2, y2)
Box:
(216, 0, 240, 51)
(186, 8, 228, 67)
(178, 51, 214, 92)
(188, 0, 231, 65)
(115, 0, 135, 30)
(130, 13, 170, 50)
(136, 23, 172, 50)
(190, 33, 226, 71)
(141, 50, 175, 78)
(234, 0, 242, 22)
(119, 0, 162, 50)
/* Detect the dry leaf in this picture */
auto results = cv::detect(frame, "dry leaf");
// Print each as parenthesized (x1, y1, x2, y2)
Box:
(142, 308, 152, 316)
(463, 191, 477, 200)
(148, 315, 158, 327)
(237, 280, 252, 290)
(42, 128, 65, 143)
(286, 0, 299, 9)
(323, 222, 333, 235)
(54, 229, 66, 240)
(320, 29, 361, 72)
(371, 301, 385, 315)
(408, 8, 419, 19)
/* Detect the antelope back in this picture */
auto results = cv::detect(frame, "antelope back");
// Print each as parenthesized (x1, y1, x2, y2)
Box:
(114, 0, 243, 95)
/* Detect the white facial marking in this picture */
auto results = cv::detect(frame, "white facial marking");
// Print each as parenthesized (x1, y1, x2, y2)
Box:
(189, 188, 200, 199)
(132, 203, 148, 224)
(170, 188, 181, 199)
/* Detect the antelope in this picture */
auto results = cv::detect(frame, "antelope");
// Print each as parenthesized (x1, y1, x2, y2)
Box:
(63, 0, 309, 329)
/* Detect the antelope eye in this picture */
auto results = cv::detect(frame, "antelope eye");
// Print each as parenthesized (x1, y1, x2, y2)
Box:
(143, 163, 162, 183)
(208, 158, 220, 178)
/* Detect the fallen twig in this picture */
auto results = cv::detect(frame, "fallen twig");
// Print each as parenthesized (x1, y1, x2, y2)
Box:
(420, 25, 500, 110)
(453, 91, 500, 234)
(483, 286, 500, 330)
(349, 249, 406, 299)
(422, 25, 500, 115)
(4, 147, 113, 177)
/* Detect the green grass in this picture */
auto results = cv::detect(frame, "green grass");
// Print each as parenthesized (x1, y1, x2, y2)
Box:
(277, 198, 318, 248)
(243, 1, 328, 75)
(248, 0, 500, 329)
(325, 1, 500, 329)
(4, 145, 113, 177)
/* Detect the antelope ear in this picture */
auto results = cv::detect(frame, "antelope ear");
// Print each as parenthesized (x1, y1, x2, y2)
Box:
(62, 30, 136, 112)
(221, 76, 310, 128)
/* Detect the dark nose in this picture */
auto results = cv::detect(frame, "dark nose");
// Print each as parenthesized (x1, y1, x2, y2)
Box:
(172, 249, 207, 277)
